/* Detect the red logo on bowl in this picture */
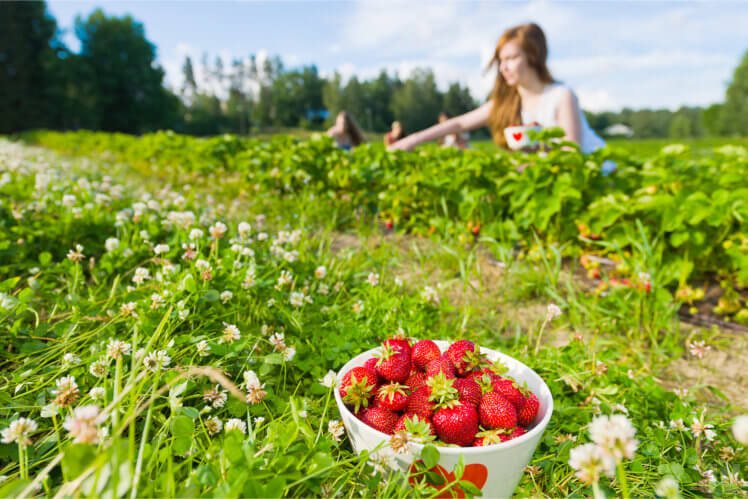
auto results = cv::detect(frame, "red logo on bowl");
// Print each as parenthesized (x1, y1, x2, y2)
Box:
(512, 132, 523, 141)
(408, 461, 488, 498)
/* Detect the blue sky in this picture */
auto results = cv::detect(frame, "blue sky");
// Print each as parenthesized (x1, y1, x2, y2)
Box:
(47, 1, 748, 112)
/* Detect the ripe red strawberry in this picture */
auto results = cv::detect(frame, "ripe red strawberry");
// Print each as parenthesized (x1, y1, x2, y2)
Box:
(510, 426, 527, 439)
(406, 371, 427, 392)
(411, 340, 441, 371)
(362, 407, 399, 435)
(432, 401, 479, 446)
(394, 413, 436, 439)
(445, 340, 484, 376)
(353, 407, 368, 421)
(517, 392, 539, 426)
(363, 358, 382, 384)
(406, 386, 435, 418)
(339, 366, 378, 412)
(375, 383, 409, 412)
(383, 335, 411, 357)
(494, 378, 526, 411)
(479, 358, 508, 378)
(473, 429, 506, 446)
(425, 357, 456, 379)
(375, 344, 411, 384)
(479, 392, 517, 430)
(453, 378, 482, 408)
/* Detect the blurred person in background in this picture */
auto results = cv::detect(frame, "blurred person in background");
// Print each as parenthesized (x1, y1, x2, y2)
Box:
(327, 111, 365, 150)
(384, 121, 406, 146)
(437, 111, 469, 150)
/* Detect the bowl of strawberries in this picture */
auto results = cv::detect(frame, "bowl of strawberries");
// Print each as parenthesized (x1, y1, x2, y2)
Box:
(334, 337, 553, 498)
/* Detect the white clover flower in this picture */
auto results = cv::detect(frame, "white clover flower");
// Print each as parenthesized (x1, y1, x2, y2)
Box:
(255, 214, 266, 226)
(297, 410, 307, 419)
(52, 376, 78, 396)
(669, 419, 687, 431)
(134, 348, 146, 361)
(284, 250, 299, 263)
(139, 230, 150, 242)
(106, 339, 131, 359)
(319, 370, 337, 388)
(394, 276, 404, 287)
(133, 267, 150, 285)
(203, 385, 228, 409)
(220, 323, 241, 344)
(254, 416, 265, 425)
(278, 270, 293, 287)
(220, 291, 233, 304)
(62, 194, 76, 207)
(269, 333, 286, 351)
(732, 415, 748, 445)
(283, 346, 296, 361)
(328, 420, 345, 442)
(257, 232, 268, 241)
(1, 417, 38, 445)
(243, 370, 263, 391)
(105, 238, 119, 252)
(242, 268, 256, 289)
(588, 414, 638, 463)
(266, 298, 275, 307)
(367, 273, 380, 286)
(205, 416, 223, 436)
(63, 405, 101, 444)
(189, 228, 204, 240)
(238, 222, 251, 238)
(289, 230, 302, 245)
(690, 413, 716, 441)
(315, 266, 327, 279)
(241, 247, 254, 257)
(162, 263, 176, 275)
(231, 243, 243, 253)
(89, 358, 109, 377)
(225, 418, 247, 435)
(352, 300, 364, 314)
(153, 244, 169, 255)
(120, 302, 137, 317)
(196, 340, 210, 357)
(122, 248, 133, 258)
(62, 353, 81, 368)
(89, 387, 106, 402)
(686, 340, 710, 359)
(290, 292, 305, 307)
(318, 283, 329, 296)
(209, 222, 227, 239)
(195, 259, 210, 271)
(546, 304, 562, 320)
(568, 443, 615, 485)
(143, 350, 171, 372)
(655, 475, 680, 499)
(67, 244, 85, 263)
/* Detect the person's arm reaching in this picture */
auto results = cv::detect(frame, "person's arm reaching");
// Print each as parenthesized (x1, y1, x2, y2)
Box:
(389, 101, 492, 151)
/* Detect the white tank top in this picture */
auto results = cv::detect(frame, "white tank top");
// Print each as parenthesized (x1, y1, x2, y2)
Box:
(521, 83, 606, 154)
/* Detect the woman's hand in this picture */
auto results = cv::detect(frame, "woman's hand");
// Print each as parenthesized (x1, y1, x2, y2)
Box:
(388, 136, 418, 151)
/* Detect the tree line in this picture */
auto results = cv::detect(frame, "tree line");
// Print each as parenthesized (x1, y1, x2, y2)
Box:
(2, 1, 746, 139)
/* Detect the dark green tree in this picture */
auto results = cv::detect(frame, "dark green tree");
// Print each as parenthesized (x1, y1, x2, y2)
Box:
(442, 82, 476, 118)
(720, 50, 748, 136)
(391, 69, 443, 132)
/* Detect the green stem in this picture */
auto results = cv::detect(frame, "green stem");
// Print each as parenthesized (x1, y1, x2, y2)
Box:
(592, 480, 606, 499)
(18, 443, 26, 480)
(534, 316, 550, 355)
(315, 387, 333, 444)
(616, 461, 630, 499)
(131, 375, 160, 499)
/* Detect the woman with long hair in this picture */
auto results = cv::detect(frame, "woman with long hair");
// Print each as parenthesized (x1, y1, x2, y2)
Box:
(327, 111, 365, 150)
(389, 23, 605, 153)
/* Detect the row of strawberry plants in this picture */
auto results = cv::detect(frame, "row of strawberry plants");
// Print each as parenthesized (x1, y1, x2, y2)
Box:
(19, 130, 748, 292)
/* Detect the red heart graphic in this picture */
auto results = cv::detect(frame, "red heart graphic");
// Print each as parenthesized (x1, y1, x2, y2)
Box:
(408, 461, 488, 498)
(512, 132, 523, 141)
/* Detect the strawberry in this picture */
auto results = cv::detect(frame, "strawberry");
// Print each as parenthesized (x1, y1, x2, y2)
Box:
(411, 340, 441, 371)
(375, 344, 411, 384)
(445, 340, 484, 376)
(432, 401, 479, 446)
(517, 392, 539, 426)
(473, 426, 526, 446)
(479, 392, 517, 430)
(425, 357, 456, 379)
(494, 378, 525, 411)
(407, 387, 435, 418)
(510, 426, 527, 439)
(406, 371, 427, 392)
(363, 358, 382, 384)
(453, 378, 481, 408)
(339, 366, 378, 412)
(362, 407, 399, 435)
(353, 407, 368, 421)
(383, 335, 411, 357)
(394, 413, 436, 441)
(479, 357, 509, 378)
(375, 383, 409, 412)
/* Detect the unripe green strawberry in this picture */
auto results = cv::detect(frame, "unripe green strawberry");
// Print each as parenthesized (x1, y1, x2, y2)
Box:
(411, 340, 441, 371)
(362, 407, 399, 435)
(432, 401, 479, 446)
(375, 383, 409, 412)
(479, 392, 517, 429)
(339, 366, 378, 412)
(518, 392, 539, 426)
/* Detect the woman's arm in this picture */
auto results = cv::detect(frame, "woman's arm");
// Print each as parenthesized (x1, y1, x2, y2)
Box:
(389, 101, 492, 151)
(326, 123, 343, 137)
(556, 89, 583, 146)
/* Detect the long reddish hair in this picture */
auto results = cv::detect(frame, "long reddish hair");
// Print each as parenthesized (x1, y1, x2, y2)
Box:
(486, 23, 555, 148)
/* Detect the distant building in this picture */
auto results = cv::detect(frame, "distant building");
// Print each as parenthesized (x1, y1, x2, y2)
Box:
(603, 123, 634, 137)
(305, 109, 330, 122)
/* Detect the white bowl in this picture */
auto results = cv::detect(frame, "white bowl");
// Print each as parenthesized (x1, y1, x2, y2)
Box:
(334, 340, 554, 498)
(504, 125, 542, 150)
